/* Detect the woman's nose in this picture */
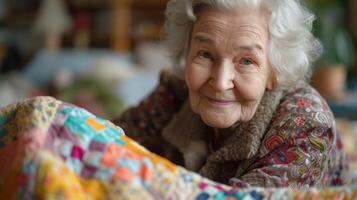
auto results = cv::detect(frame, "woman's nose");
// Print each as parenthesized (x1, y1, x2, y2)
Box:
(209, 59, 235, 91)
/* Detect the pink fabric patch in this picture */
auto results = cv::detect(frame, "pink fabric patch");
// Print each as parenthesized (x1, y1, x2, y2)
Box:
(71, 146, 85, 160)
(198, 182, 208, 190)
(0, 127, 47, 178)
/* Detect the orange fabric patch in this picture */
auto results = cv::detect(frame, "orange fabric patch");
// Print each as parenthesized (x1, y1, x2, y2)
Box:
(87, 118, 106, 132)
(114, 167, 135, 181)
(102, 144, 123, 167)
(124, 150, 143, 161)
(140, 165, 152, 182)
(150, 154, 177, 173)
(120, 136, 177, 173)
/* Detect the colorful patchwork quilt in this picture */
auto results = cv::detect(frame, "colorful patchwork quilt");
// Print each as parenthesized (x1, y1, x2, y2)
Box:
(0, 96, 356, 199)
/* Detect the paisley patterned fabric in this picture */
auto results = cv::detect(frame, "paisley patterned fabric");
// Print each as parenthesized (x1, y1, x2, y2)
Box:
(0, 96, 356, 199)
(256, 87, 345, 187)
(115, 71, 348, 187)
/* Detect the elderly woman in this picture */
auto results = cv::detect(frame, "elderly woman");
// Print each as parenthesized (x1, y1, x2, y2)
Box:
(114, 0, 348, 187)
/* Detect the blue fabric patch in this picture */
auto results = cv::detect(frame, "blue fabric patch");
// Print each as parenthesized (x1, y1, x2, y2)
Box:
(232, 191, 245, 200)
(66, 158, 83, 174)
(250, 190, 263, 200)
(0, 113, 12, 138)
(214, 192, 226, 200)
(196, 192, 210, 200)
(83, 152, 103, 167)
(142, 157, 153, 170)
(61, 142, 73, 157)
(60, 106, 95, 118)
(64, 117, 93, 137)
(94, 168, 114, 181)
(118, 158, 140, 173)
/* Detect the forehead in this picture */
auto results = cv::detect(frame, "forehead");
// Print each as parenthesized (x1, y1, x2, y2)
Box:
(192, 8, 269, 40)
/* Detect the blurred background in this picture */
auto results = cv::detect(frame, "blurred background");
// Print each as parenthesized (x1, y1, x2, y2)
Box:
(0, 0, 357, 173)
(0, 0, 171, 119)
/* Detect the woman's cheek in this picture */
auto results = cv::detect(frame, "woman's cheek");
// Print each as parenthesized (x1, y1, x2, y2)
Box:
(186, 62, 210, 90)
(234, 78, 266, 101)
(188, 92, 200, 113)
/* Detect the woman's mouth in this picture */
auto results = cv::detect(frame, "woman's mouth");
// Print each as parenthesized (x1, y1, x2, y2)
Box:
(205, 96, 236, 106)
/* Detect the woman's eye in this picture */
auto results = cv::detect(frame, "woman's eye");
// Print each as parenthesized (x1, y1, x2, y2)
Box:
(240, 58, 254, 66)
(198, 51, 212, 60)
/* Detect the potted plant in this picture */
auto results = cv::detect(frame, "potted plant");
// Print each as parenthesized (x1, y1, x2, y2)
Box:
(309, 0, 356, 101)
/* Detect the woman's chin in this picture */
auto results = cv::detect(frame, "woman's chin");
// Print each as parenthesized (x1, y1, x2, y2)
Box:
(200, 115, 237, 128)
(198, 109, 256, 128)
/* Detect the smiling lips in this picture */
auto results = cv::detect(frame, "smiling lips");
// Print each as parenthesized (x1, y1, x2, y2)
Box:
(205, 96, 236, 106)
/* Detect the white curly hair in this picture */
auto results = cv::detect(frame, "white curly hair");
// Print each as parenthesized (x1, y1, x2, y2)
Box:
(164, 0, 322, 88)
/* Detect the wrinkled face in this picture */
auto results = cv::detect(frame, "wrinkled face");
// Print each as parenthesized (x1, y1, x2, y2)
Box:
(185, 7, 275, 128)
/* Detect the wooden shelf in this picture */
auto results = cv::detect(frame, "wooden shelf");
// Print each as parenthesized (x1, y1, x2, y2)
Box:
(3, 0, 168, 53)
(111, 0, 167, 53)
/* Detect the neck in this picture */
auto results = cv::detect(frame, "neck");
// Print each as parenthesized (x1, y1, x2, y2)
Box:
(212, 128, 232, 151)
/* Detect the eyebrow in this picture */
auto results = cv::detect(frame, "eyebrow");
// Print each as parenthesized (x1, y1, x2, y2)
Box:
(193, 32, 263, 54)
(233, 44, 263, 54)
(193, 33, 217, 46)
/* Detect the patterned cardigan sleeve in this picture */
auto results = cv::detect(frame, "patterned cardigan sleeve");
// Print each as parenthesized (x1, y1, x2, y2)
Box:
(113, 71, 188, 159)
(230, 87, 347, 187)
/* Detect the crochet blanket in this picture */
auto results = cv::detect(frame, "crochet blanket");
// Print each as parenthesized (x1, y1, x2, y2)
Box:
(0, 97, 356, 199)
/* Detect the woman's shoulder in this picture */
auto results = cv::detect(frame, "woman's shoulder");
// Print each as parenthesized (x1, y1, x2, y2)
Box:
(277, 82, 334, 120)
(263, 82, 337, 150)
(255, 82, 347, 187)
(158, 70, 188, 101)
